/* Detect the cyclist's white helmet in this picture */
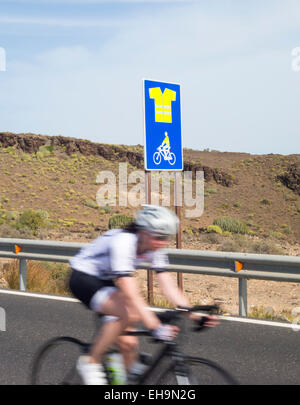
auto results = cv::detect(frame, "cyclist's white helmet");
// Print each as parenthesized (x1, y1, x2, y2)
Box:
(135, 204, 179, 236)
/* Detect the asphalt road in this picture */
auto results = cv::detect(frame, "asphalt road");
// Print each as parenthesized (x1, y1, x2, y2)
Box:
(0, 290, 299, 385)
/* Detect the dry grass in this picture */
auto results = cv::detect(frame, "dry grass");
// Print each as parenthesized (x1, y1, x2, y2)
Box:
(249, 305, 300, 324)
(2, 260, 72, 296)
(218, 235, 284, 255)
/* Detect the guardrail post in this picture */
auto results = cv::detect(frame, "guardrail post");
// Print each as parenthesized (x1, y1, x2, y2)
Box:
(19, 259, 27, 291)
(239, 277, 247, 317)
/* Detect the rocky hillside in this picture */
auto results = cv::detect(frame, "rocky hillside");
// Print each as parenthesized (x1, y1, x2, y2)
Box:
(0, 132, 235, 186)
(0, 132, 299, 253)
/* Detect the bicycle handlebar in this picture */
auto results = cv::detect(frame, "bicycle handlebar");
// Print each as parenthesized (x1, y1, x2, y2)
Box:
(123, 305, 219, 338)
(156, 305, 218, 323)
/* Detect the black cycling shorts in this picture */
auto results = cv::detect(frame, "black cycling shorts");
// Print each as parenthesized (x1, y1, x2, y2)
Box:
(69, 269, 117, 311)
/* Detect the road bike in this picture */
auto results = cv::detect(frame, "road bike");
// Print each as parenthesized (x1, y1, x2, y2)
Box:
(30, 305, 238, 385)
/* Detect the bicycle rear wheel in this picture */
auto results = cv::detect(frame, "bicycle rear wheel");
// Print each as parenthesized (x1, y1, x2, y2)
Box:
(31, 337, 88, 385)
(153, 151, 161, 165)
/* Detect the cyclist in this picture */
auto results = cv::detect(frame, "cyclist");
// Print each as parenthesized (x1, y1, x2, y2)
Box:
(69, 204, 217, 385)
(161, 132, 171, 159)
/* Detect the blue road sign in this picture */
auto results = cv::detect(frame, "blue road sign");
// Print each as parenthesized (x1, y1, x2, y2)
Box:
(143, 79, 183, 171)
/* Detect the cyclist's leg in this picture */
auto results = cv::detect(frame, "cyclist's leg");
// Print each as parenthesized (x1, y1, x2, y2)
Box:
(116, 297, 142, 370)
(69, 270, 131, 365)
(69, 270, 141, 378)
(117, 335, 139, 370)
(88, 289, 132, 364)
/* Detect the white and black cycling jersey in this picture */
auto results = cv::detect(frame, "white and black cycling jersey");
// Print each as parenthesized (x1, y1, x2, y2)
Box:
(69, 229, 169, 280)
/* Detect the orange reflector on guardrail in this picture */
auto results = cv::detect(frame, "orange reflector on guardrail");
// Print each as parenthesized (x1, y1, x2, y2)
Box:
(235, 261, 244, 272)
(15, 245, 21, 254)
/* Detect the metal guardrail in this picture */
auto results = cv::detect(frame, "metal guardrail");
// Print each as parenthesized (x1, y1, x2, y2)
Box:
(0, 238, 300, 317)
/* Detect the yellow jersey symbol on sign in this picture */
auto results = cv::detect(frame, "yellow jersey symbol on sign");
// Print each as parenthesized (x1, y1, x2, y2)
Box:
(149, 87, 176, 123)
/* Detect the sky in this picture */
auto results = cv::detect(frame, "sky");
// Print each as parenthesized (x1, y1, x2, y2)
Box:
(0, 0, 300, 155)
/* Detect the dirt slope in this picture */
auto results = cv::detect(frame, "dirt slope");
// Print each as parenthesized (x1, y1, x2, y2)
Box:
(0, 131, 299, 245)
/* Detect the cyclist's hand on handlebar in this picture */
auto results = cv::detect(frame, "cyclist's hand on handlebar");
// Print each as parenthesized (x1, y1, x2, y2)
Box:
(189, 312, 219, 329)
(151, 324, 179, 341)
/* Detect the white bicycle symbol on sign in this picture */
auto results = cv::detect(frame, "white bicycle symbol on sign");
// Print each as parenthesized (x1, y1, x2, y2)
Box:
(153, 133, 176, 166)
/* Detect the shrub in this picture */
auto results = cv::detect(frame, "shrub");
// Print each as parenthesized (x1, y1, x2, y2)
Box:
(201, 232, 222, 244)
(16, 209, 45, 234)
(84, 200, 98, 209)
(36, 145, 54, 160)
(269, 231, 284, 240)
(222, 231, 232, 237)
(184, 227, 194, 236)
(283, 226, 292, 235)
(206, 225, 223, 235)
(206, 188, 217, 194)
(2, 146, 15, 154)
(219, 237, 284, 254)
(108, 214, 134, 230)
(213, 216, 248, 235)
(260, 199, 271, 205)
(5, 211, 19, 221)
(35, 209, 50, 221)
(100, 206, 112, 214)
(0, 223, 34, 239)
(248, 241, 284, 255)
(219, 237, 245, 252)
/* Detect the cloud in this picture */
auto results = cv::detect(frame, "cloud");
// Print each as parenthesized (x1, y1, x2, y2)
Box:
(6, 0, 194, 4)
(0, 16, 127, 28)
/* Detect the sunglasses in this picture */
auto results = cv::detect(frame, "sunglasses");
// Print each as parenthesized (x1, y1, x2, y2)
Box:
(151, 234, 169, 241)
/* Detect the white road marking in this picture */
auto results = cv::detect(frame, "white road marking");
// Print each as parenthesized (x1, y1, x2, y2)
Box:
(0, 288, 79, 303)
(219, 314, 300, 330)
(0, 288, 299, 330)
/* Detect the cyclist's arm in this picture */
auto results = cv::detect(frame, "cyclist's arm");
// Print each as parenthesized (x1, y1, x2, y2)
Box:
(115, 276, 160, 330)
(157, 272, 218, 326)
(156, 272, 190, 308)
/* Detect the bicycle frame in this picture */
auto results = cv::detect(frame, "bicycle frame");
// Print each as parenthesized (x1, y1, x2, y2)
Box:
(134, 340, 190, 385)
(157, 145, 171, 160)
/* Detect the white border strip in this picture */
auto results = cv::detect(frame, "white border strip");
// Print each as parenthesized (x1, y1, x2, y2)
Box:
(219, 314, 300, 330)
(0, 288, 79, 303)
(1, 288, 299, 330)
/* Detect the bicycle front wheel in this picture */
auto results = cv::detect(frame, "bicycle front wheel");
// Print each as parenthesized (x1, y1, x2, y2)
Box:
(169, 152, 176, 166)
(31, 336, 88, 385)
(155, 356, 237, 385)
(184, 356, 238, 385)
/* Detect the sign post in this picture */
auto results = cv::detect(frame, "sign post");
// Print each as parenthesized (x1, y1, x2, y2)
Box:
(175, 172, 183, 290)
(143, 79, 184, 298)
(145, 170, 154, 304)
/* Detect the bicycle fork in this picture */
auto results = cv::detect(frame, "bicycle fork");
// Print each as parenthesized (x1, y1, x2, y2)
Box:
(144, 344, 191, 385)
(172, 350, 191, 385)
